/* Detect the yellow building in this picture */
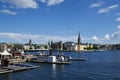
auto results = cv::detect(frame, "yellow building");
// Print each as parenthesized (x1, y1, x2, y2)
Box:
(76, 32, 93, 51)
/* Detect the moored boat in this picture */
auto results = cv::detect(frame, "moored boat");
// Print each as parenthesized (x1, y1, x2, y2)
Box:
(30, 54, 70, 64)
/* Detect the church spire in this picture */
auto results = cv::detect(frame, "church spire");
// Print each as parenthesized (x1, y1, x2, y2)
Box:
(78, 32, 81, 44)
(78, 32, 81, 51)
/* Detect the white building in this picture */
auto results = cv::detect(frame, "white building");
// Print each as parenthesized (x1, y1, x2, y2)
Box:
(23, 44, 35, 50)
(74, 43, 93, 51)
(63, 32, 93, 51)
(63, 42, 75, 51)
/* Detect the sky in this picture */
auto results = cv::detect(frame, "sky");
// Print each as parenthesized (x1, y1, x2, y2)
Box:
(0, 0, 120, 44)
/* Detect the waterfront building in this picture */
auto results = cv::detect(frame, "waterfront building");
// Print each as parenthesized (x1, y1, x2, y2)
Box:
(23, 45, 30, 50)
(36, 45, 47, 50)
(63, 33, 93, 51)
(74, 43, 83, 51)
(23, 39, 35, 50)
(51, 41, 63, 51)
(23, 44, 35, 50)
(63, 42, 75, 51)
(73, 43, 93, 51)
(75, 32, 93, 51)
(77, 32, 81, 51)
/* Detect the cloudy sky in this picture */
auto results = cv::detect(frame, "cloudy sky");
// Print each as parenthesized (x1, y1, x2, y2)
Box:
(0, 0, 120, 44)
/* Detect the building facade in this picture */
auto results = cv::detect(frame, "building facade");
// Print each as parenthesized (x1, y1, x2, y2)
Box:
(50, 33, 93, 51)
(51, 41, 63, 51)
(63, 42, 75, 51)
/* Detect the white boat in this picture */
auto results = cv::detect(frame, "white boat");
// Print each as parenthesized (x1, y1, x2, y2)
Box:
(30, 54, 70, 64)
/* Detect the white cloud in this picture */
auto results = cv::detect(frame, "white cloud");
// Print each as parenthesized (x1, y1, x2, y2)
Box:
(0, 0, 64, 10)
(117, 25, 120, 31)
(116, 17, 120, 22)
(98, 4, 119, 14)
(0, 9, 16, 15)
(0, 33, 47, 43)
(0, 32, 105, 44)
(0, 0, 38, 9)
(1, 31, 120, 44)
(111, 32, 120, 39)
(0, 32, 78, 43)
(92, 36, 99, 42)
(40, 0, 64, 6)
(90, 2, 103, 8)
(104, 34, 110, 40)
(111, 25, 120, 39)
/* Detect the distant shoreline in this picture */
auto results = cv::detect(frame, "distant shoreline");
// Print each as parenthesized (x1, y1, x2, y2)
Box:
(24, 49, 107, 52)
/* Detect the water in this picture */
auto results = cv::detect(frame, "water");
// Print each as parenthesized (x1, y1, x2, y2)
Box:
(1, 50, 120, 80)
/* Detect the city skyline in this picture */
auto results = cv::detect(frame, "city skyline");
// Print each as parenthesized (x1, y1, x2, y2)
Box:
(0, 0, 120, 44)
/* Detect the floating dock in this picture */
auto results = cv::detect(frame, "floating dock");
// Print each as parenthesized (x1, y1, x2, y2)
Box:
(69, 58, 86, 61)
(0, 69, 13, 74)
(0, 64, 40, 74)
(30, 60, 71, 65)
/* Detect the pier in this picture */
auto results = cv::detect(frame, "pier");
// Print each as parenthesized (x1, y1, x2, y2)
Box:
(0, 64, 40, 74)
(30, 60, 71, 65)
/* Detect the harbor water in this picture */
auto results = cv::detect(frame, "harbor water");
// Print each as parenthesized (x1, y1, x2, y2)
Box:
(0, 50, 120, 80)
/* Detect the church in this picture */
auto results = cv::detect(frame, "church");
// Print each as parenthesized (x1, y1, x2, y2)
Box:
(50, 32, 93, 51)
(74, 32, 93, 51)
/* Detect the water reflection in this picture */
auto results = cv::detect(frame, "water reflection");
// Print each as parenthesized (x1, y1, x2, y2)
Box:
(52, 64, 65, 78)
(0, 74, 10, 80)
(52, 64, 56, 78)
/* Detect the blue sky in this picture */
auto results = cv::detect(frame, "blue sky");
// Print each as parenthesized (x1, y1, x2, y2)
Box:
(0, 0, 120, 44)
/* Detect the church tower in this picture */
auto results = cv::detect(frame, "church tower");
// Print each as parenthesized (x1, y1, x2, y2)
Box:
(77, 32, 81, 51)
